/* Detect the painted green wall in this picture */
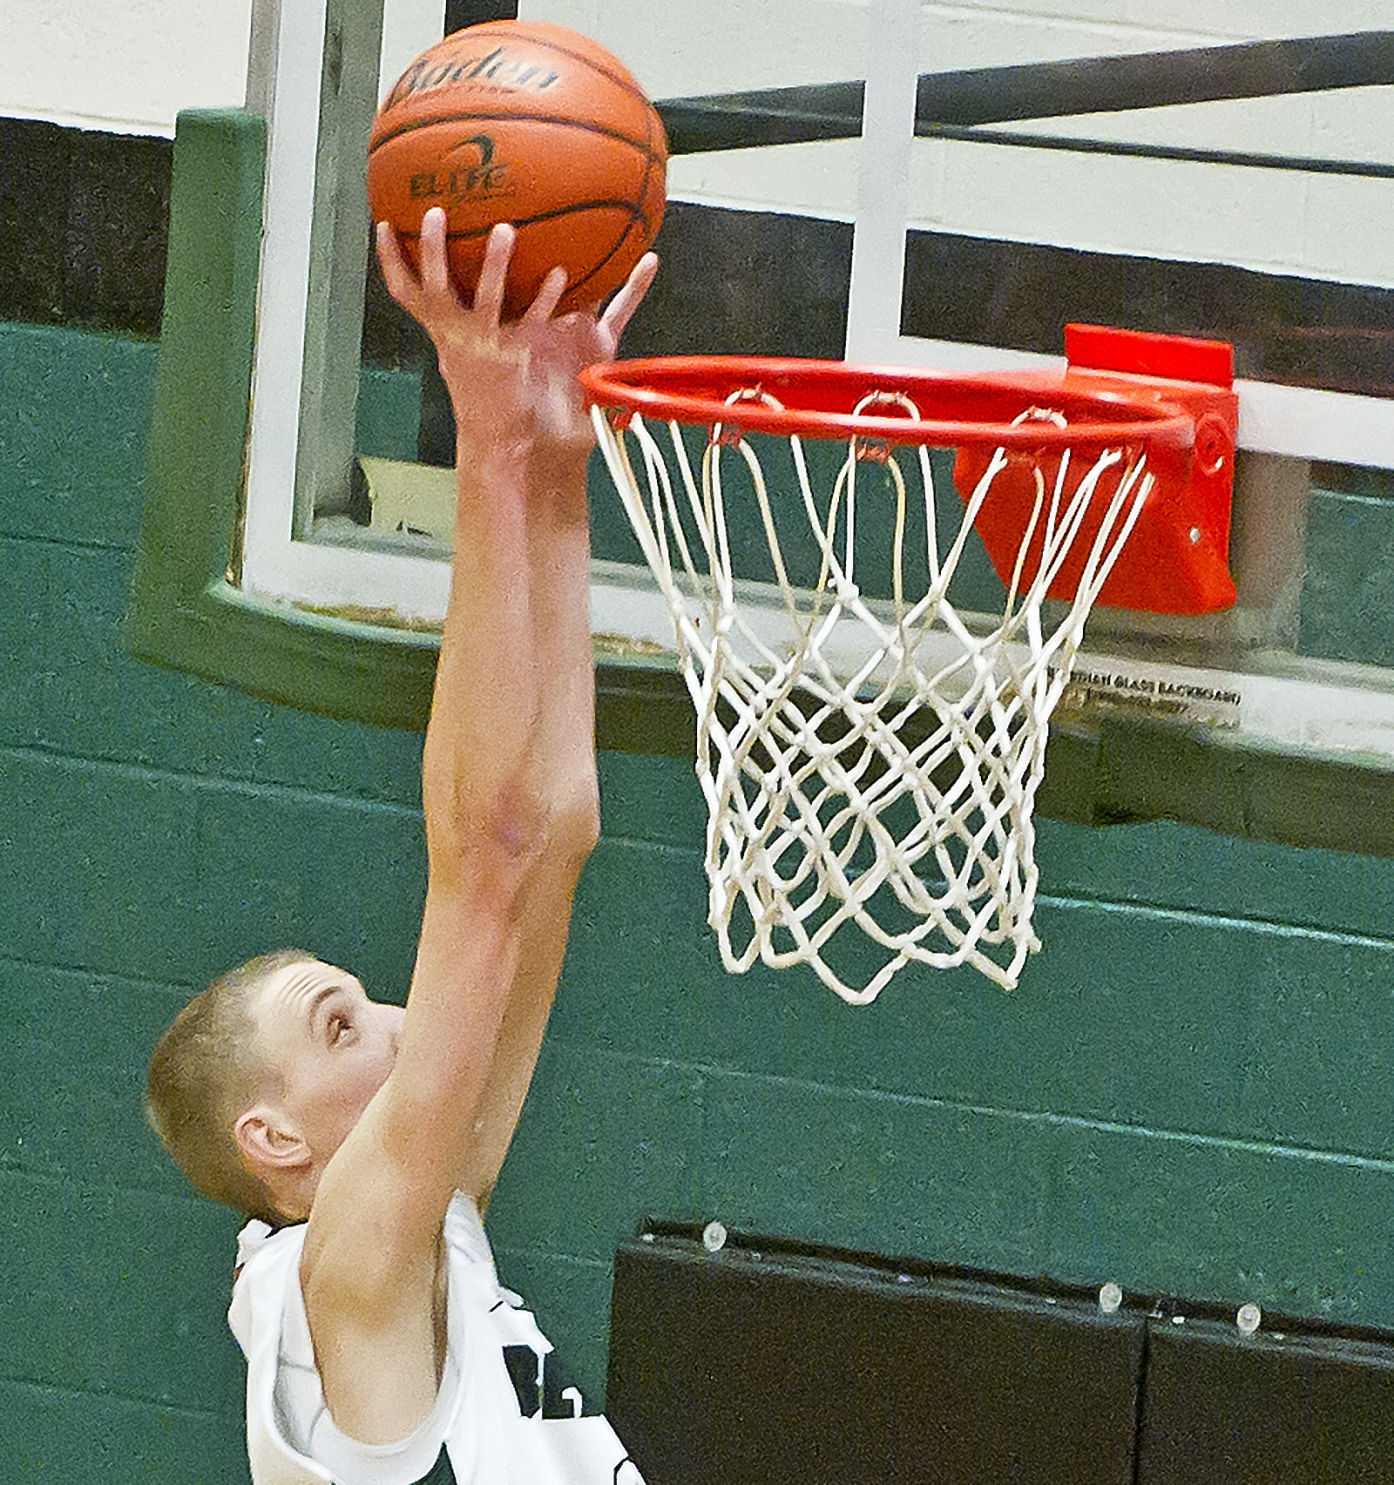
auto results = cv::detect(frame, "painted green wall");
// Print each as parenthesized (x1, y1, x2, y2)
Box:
(5, 318, 1394, 1479)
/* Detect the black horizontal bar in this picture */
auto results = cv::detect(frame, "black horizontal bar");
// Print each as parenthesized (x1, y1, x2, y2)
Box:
(656, 30, 1394, 153)
(919, 29, 1394, 126)
(922, 123, 1394, 179)
(655, 92, 861, 154)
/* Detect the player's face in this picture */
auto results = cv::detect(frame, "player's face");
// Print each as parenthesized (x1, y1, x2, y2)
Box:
(253, 959, 405, 1166)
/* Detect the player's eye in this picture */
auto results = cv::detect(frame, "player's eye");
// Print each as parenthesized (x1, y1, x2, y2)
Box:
(327, 1013, 350, 1045)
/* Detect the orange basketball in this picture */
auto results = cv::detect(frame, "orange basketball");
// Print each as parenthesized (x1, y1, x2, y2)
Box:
(368, 21, 667, 320)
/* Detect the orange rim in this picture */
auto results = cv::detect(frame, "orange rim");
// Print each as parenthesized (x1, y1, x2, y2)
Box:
(581, 355, 1195, 451)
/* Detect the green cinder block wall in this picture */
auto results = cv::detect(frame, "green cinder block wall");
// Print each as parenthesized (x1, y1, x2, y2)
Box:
(7, 315, 1394, 1480)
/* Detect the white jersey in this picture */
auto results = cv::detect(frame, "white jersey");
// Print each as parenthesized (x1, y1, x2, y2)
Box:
(228, 1194, 643, 1485)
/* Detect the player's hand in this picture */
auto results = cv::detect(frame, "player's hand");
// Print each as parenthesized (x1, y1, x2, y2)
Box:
(376, 207, 657, 459)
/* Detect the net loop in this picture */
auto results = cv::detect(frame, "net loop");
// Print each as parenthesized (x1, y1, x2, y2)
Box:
(711, 386, 783, 448)
(849, 389, 921, 464)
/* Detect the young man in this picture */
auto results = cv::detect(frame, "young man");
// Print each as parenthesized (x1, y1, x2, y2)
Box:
(145, 207, 656, 1484)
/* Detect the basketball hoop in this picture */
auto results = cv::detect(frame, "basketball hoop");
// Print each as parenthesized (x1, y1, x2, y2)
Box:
(582, 330, 1236, 999)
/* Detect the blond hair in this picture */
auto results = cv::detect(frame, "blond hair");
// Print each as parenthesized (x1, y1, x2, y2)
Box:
(145, 948, 314, 1223)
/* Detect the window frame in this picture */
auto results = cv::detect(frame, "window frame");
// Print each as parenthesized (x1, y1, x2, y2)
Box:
(124, 106, 690, 750)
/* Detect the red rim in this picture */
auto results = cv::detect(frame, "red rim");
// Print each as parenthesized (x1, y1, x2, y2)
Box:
(580, 355, 1196, 451)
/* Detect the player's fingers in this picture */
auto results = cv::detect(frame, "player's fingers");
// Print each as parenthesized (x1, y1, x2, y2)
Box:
(415, 206, 460, 304)
(473, 223, 515, 323)
(418, 207, 453, 300)
(524, 265, 569, 325)
(375, 221, 420, 308)
(600, 252, 659, 342)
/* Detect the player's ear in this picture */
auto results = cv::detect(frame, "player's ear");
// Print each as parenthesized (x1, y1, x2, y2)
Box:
(234, 1106, 310, 1175)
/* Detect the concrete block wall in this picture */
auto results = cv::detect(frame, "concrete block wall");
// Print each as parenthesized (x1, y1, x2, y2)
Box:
(8, 222, 1394, 1485)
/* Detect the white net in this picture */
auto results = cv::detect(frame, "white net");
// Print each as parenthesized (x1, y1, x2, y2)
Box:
(591, 390, 1152, 1000)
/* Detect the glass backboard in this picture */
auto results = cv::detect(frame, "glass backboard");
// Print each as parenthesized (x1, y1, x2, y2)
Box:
(578, 0, 1394, 762)
(236, 0, 1394, 772)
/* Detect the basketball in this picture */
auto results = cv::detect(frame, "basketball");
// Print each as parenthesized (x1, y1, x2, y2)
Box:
(368, 21, 667, 319)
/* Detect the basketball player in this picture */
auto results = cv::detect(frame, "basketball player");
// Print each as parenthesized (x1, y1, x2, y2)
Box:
(146, 205, 656, 1484)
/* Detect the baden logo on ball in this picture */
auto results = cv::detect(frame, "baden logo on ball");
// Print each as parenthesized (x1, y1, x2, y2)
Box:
(369, 21, 667, 319)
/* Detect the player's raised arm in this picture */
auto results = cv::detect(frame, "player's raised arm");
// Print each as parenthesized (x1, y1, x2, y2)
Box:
(445, 233, 659, 1205)
(294, 207, 654, 1445)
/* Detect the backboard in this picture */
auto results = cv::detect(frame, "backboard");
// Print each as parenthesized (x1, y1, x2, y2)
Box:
(579, 0, 1394, 766)
(230, 0, 1394, 809)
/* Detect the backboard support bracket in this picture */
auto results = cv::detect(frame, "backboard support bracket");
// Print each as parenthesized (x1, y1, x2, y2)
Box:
(956, 324, 1239, 615)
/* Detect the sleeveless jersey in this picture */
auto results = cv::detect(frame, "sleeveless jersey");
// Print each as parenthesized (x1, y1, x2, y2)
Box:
(228, 1194, 643, 1485)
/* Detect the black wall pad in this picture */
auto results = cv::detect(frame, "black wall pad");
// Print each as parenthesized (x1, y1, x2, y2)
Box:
(607, 1227, 1143, 1485)
(1138, 1315, 1394, 1485)
(0, 117, 171, 335)
(901, 231, 1394, 399)
(443, 0, 518, 31)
